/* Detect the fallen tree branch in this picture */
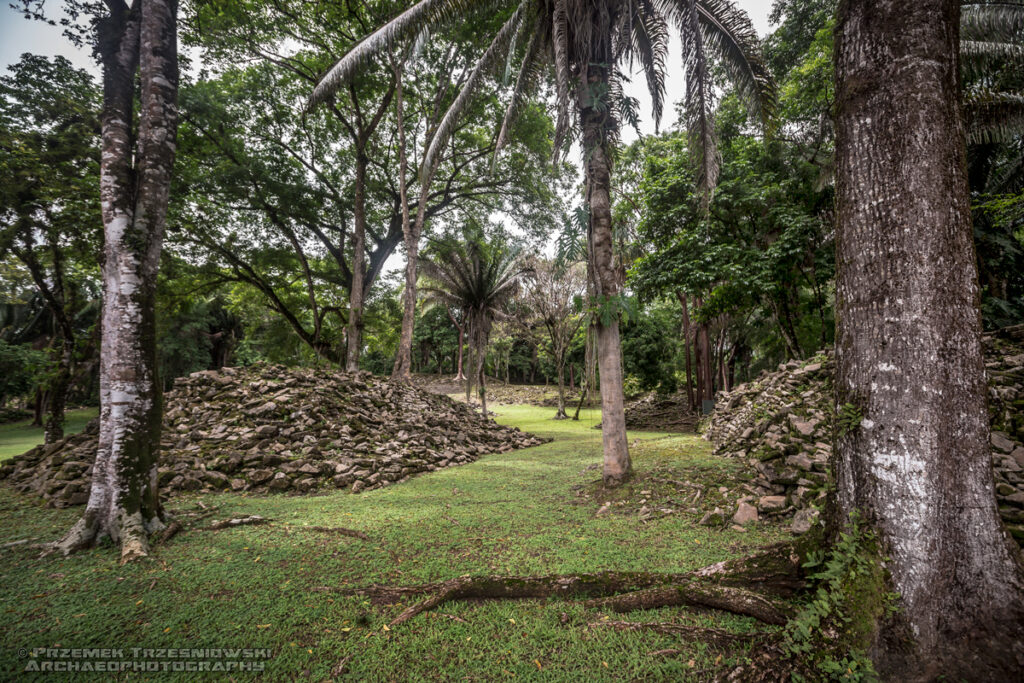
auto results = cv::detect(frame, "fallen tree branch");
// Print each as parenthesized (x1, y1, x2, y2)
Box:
(584, 583, 790, 625)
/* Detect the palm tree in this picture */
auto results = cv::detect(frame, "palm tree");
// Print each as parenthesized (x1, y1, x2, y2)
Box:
(420, 231, 528, 417)
(308, 0, 775, 486)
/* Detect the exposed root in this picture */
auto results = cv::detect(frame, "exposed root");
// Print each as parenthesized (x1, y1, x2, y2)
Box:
(156, 521, 183, 545)
(690, 539, 809, 596)
(118, 511, 153, 564)
(43, 516, 100, 557)
(288, 526, 370, 540)
(383, 570, 793, 627)
(204, 515, 270, 531)
(584, 583, 790, 625)
(349, 571, 689, 609)
(388, 572, 689, 625)
(587, 620, 759, 645)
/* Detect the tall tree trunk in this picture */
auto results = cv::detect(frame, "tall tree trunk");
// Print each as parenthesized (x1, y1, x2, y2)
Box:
(346, 149, 368, 372)
(834, 0, 1024, 676)
(677, 292, 696, 411)
(32, 387, 44, 426)
(391, 61, 415, 380)
(448, 307, 467, 381)
(695, 302, 713, 405)
(465, 320, 474, 405)
(44, 338, 73, 444)
(475, 319, 487, 416)
(555, 357, 567, 419)
(391, 161, 440, 378)
(56, 0, 178, 562)
(581, 67, 630, 487)
(530, 342, 538, 383)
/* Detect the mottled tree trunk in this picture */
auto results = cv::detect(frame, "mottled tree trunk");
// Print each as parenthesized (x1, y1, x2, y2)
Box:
(474, 317, 488, 416)
(555, 358, 567, 419)
(443, 307, 467, 381)
(834, 0, 1024, 676)
(581, 67, 630, 487)
(32, 387, 44, 426)
(44, 339, 73, 444)
(391, 166, 438, 378)
(55, 0, 177, 563)
(694, 301, 712, 405)
(391, 63, 415, 380)
(346, 150, 368, 372)
(465, 322, 474, 405)
(676, 292, 696, 411)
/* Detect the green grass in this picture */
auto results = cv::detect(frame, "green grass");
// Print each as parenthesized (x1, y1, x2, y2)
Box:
(0, 408, 98, 461)
(0, 404, 789, 681)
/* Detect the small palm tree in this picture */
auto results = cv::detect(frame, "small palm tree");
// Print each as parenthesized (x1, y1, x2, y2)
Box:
(309, 0, 775, 485)
(420, 231, 529, 416)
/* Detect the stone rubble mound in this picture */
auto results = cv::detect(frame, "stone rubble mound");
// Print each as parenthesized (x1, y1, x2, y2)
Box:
(0, 364, 548, 507)
(703, 326, 1024, 544)
(622, 393, 699, 432)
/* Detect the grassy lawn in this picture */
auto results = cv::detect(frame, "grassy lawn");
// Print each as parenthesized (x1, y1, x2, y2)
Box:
(0, 403, 788, 681)
(0, 408, 98, 462)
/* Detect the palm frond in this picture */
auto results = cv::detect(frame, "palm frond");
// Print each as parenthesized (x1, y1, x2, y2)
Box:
(985, 140, 1024, 192)
(307, 0, 491, 110)
(676, 0, 719, 204)
(625, 0, 669, 131)
(694, 0, 777, 130)
(966, 90, 1024, 144)
(422, 2, 527, 175)
(551, 0, 572, 160)
(495, 13, 548, 155)
(961, 40, 1024, 81)
(961, 2, 1024, 43)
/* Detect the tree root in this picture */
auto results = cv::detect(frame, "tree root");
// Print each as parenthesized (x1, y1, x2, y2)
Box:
(584, 583, 790, 625)
(286, 526, 370, 540)
(587, 619, 758, 645)
(156, 521, 183, 545)
(347, 571, 687, 609)
(690, 539, 809, 596)
(42, 509, 165, 563)
(204, 515, 270, 531)
(388, 572, 693, 625)
(383, 566, 795, 627)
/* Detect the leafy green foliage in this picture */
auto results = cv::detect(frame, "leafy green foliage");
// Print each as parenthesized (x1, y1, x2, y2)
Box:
(0, 340, 47, 406)
(835, 403, 863, 438)
(784, 515, 896, 681)
(620, 303, 679, 394)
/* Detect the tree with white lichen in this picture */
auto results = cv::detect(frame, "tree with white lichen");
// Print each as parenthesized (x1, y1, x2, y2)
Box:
(833, 0, 1024, 676)
(31, 0, 180, 562)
